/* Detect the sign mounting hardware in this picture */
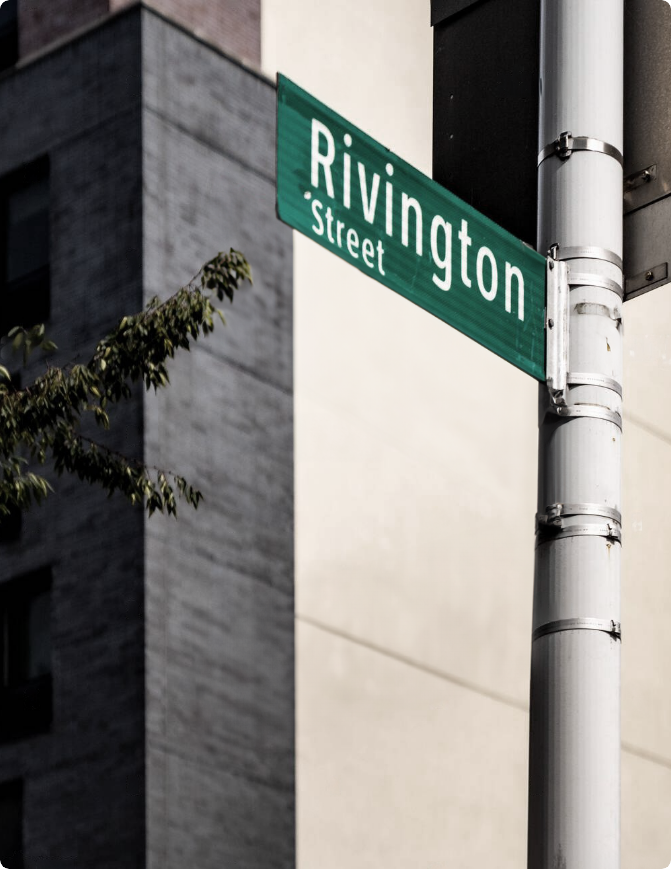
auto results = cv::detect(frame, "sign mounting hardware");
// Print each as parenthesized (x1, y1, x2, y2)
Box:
(544, 245, 569, 404)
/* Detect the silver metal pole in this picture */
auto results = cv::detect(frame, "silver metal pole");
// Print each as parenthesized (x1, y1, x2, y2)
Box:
(529, 2, 624, 867)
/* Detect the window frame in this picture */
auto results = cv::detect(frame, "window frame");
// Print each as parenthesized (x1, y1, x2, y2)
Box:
(0, 0, 18, 74)
(0, 156, 51, 335)
(0, 566, 53, 742)
(0, 777, 23, 869)
(0, 505, 22, 544)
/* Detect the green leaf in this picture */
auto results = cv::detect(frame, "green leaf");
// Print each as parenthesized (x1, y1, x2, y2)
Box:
(0, 250, 251, 519)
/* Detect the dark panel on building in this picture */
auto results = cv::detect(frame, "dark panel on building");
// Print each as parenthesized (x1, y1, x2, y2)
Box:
(433, 0, 671, 295)
(431, 0, 483, 26)
(432, 0, 540, 247)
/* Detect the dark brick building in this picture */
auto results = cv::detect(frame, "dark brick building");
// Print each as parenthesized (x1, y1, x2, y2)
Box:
(0, 3, 294, 866)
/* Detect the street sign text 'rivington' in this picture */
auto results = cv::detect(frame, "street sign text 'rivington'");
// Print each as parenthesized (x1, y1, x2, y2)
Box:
(277, 75, 546, 380)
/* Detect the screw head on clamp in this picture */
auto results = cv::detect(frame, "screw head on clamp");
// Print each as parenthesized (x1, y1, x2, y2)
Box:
(555, 131, 573, 161)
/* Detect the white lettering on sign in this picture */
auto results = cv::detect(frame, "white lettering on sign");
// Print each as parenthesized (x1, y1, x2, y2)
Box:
(311, 120, 335, 198)
(505, 262, 525, 320)
(343, 133, 353, 208)
(477, 246, 498, 301)
(430, 215, 453, 291)
(458, 219, 472, 288)
(401, 193, 423, 256)
(385, 164, 394, 237)
(308, 192, 385, 276)
(358, 162, 381, 224)
(308, 117, 525, 319)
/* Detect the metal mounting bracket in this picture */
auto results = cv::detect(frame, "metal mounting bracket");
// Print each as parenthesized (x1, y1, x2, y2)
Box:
(624, 262, 669, 302)
(623, 163, 657, 196)
(624, 163, 657, 195)
(545, 247, 570, 405)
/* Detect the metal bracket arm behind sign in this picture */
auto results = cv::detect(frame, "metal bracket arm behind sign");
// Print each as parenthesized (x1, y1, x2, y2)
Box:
(545, 250, 570, 405)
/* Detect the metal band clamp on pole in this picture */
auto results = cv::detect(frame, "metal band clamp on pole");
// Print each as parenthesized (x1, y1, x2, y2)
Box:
(545, 402, 623, 429)
(537, 502, 622, 526)
(532, 618, 622, 643)
(557, 245, 624, 272)
(568, 272, 624, 298)
(537, 131, 624, 167)
(535, 522, 622, 545)
(566, 372, 623, 396)
(536, 504, 623, 545)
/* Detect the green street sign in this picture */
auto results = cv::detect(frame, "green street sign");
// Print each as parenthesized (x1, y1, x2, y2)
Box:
(276, 75, 547, 381)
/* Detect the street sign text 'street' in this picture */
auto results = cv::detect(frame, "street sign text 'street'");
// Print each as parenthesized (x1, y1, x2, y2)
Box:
(276, 74, 547, 380)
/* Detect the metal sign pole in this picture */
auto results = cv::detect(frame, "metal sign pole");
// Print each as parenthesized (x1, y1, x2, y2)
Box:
(529, 1, 624, 867)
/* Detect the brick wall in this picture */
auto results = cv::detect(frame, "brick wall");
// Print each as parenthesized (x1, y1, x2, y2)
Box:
(19, 0, 109, 57)
(19, 0, 260, 67)
(114, 0, 260, 66)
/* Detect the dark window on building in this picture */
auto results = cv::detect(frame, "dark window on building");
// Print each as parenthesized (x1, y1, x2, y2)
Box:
(0, 779, 23, 868)
(0, 567, 52, 741)
(0, 157, 50, 335)
(0, 0, 18, 73)
(0, 506, 22, 543)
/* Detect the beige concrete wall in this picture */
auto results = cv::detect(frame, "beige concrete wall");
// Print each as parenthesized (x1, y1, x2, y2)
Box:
(263, 2, 671, 865)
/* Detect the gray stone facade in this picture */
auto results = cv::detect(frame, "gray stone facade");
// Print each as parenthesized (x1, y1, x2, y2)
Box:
(0, 6, 294, 867)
